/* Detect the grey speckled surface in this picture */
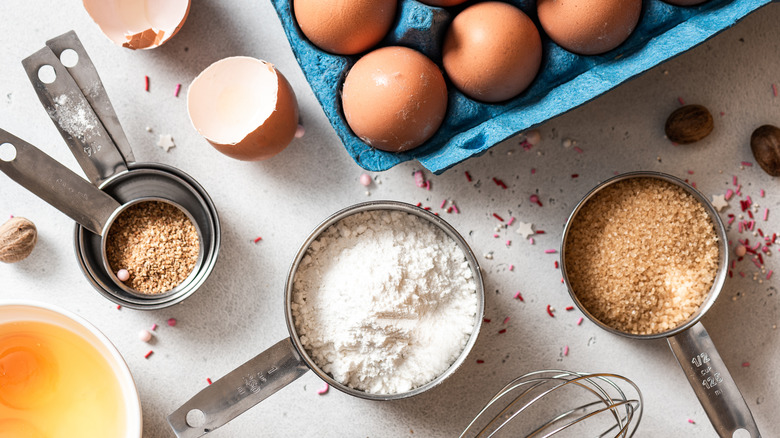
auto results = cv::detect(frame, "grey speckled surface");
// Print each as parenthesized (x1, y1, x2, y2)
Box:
(1, 1, 779, 437)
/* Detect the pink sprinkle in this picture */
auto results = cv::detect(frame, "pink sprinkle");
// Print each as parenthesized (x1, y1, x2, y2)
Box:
(677, 96, 685, 106)
(440, 199, 447, 208)
(739, 272, 745, 278)
(530, 194, 542, 206)
(742, 362, 750, 367)
(452, 203, 460, 214)
(728, 216, 735, 225)
(767, 270, 773, 280)
(506, 240, 511, 246)
(692, 182, 697, 189)
(741, 161, 753, 167)
(360, 174, 372, 186)
(577, 317, 583, 326)
(503, 317, 510, 324)
(174, 83, 181, 97)
(507, 217, 516, 226)
(529, 237, 535, 245)
(317, 383, 329, 395)
(144, 350, 153, 359)
(688, 419, 696, 425)
(509, 264, 514, 271)
(514, 291, 524, 301)
(254, 236, 263, 243)
(764, 208, 769, 221)
(167, 318, 177, 327)
(760, 189, 765, 197)
(573, 146, 584, 154)
(425, 180, 431, 191)
(117, 269, 130, 282)
(150, 323, 158, 331)
(207, 378, 212, 385)
(295, 124, 305, 138)
(687, 170, 694, 175)
(725, 189, 734, 201)
(738, 222, 743, 233)
(493, 234, 499, 238)
(144, 75, 149, 92)
(544, 249, 557, 254)
(563, 346, 569, 356)
(773, 83, 778, 97)
(413, 170, 425, 188)
(531, 168, 536, 174)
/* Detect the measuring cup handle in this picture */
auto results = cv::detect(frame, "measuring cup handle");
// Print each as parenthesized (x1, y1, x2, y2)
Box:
(167, 338, 310, 438)
(667, 322, 761, 437)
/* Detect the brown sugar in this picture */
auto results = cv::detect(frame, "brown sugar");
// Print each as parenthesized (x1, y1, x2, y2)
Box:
(564, 177, 719, 335)
(106, 201, 200, 295)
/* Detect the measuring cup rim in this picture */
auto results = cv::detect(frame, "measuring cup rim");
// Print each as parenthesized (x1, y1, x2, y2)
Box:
(283, 200, 486, 400)
(100, 196, 205, 299)
(560, 171, 729, 340)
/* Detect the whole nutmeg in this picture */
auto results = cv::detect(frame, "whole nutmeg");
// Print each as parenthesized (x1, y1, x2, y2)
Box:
(751, 124, 780, 177)
(665, 104, 714, 144)
(0, 217, 38, 263)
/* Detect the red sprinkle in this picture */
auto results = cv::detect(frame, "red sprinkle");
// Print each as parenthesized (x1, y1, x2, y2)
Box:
(493, 213, 505, 222)
(546, 305, 555, 317)
(476, 359, 485, 364)
(741, 161, 753, 167)
(144, 350, 154, 359)
(465, 171, 472, 182)
(144, 75, 149, 92)
(116, 305, 122, 310)
(167, 318, 177, 327)
(571, 174, 579, 178)
(530, 194, 543, 207)
(483, 318, 491, 323)
(498, 329, 507, 334)
(503, 317, 510, 324)
(554, 261, 559, 269)
(514, 291, 524, 301)
(573, 146, 584, 154)
(493, 177, 507, 189)
(254, 236, 263, 243)
(535, 230, 546, 234)
(677, 96, 685, 106)
(565, 306, 574, 311)
(773, 83, 778, 97)
(742, 362, 750, 367)
(207, 378, 213, 385)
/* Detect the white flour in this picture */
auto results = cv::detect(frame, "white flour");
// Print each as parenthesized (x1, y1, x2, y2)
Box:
(291, 209, 478, 395)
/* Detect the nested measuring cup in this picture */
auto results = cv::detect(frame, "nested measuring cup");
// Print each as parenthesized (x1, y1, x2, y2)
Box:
(0, 31, 219, 309)
(167, 201, 485, 438)
(561, 171, 760, 437)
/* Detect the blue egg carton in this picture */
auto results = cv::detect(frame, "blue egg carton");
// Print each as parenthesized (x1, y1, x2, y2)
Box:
(271, 0, 773, 174)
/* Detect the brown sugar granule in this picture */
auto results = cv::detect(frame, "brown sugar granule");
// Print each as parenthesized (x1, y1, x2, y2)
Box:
(564, 178, 719, 335)
(106, 201, 200, 295)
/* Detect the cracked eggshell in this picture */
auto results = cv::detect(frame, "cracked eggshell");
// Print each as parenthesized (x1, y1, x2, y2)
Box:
(82, 0, 190, 49)
(187, 57, 299, 161)
(341, 46, 448, 153)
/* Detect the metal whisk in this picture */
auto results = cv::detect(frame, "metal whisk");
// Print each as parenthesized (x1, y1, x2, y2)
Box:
(461, 370, 643, 438)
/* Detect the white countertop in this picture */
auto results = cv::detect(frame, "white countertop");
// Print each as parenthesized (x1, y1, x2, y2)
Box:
(1, 1, 778, 436)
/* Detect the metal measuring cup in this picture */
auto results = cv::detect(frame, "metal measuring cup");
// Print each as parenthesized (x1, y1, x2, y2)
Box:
(0, 31, 219, 309)
(560, 171, 760, 437)
(167, 201, 485, 438)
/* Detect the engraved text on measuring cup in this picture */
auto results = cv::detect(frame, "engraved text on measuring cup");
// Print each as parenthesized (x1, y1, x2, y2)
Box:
(55, 178, 88, 200)
(691, 352, 723, 394)
(234, 366, 280, 398)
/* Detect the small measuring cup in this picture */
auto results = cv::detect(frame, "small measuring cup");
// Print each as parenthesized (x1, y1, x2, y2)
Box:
(167, 201, 485, 438)
(560, 171, 761, 438)
(0, 31, 219, 309)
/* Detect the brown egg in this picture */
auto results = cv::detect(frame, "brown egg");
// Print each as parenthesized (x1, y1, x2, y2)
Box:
(537, 0, 642, 56)
(442, 2, 542, 103)
(188, 57, 299, 161)
(342, 46, 448, 153)
(294, 0, 397, 55)
(662, 0, 710, 5)
(418, 0, 469, 6)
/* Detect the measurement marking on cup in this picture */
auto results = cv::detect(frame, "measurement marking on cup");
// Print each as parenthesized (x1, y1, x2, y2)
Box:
(235, 368, 279, 397)
(691, 352, 723, 394)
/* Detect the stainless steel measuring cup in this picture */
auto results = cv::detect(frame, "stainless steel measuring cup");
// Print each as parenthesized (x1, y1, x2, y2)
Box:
(560, 171, 761, 437)
(167, 201, 485, 438)
(0, 31, 219, 309)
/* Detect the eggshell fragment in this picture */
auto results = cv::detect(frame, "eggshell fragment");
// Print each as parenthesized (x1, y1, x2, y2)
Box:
(188, 57, 299, 161)
(293, 0, 396, 55)
(82, 0, 190, 49)
(341, 46, 448, 153)
(537, 0, 642, 56)
(443, 2, 542, 103)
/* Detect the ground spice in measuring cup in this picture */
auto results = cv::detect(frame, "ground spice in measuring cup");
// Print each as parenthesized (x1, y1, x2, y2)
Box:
(105, 200, 200, 295)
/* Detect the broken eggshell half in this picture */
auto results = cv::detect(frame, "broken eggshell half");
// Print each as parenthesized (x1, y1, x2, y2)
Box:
(82, 0, 190, 50)
(187, 57, 299, 161)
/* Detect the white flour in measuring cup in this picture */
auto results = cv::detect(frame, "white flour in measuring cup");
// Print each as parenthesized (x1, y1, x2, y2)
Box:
(291, 209, 478, 395)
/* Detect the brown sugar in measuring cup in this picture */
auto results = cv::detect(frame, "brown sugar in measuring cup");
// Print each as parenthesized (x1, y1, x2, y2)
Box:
(561, 171, 761, 437)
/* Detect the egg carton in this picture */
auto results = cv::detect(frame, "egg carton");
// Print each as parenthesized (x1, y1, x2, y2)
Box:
(271, 0, 772, 174)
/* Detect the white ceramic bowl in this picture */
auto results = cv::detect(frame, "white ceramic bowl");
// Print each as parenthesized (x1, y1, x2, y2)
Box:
(0, 301, 142, 437)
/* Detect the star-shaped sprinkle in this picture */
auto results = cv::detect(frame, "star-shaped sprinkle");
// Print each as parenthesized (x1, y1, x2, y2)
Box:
(515, 221, 534, 239)
(157, 134, 175, 152)
(711, 194, 728, 212)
